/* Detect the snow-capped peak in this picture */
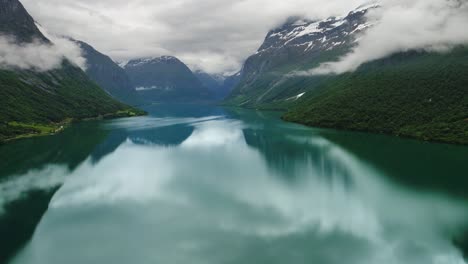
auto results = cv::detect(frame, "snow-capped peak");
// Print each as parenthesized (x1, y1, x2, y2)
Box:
(255, 2, 379, 56)
(123, 56, 179, 68)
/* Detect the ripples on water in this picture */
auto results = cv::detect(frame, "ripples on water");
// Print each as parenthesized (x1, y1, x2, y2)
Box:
(1, 105, 467, 264)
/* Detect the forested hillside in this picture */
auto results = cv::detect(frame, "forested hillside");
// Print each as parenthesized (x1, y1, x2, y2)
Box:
(283, 48, 468, 144)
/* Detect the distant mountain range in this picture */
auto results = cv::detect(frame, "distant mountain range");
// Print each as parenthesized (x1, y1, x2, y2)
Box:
(224, 3, 468, 145)
(79, 43, 236, 104)
(193, 70, 239, 99)
(121, 56, 216, 103)
(0, 0, 143, 143)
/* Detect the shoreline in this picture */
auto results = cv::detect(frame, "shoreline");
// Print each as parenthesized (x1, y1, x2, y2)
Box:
(281, 116, 468, 147)
(0, 109, 146, 145)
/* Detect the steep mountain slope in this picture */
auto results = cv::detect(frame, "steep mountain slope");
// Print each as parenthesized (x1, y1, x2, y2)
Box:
(225, 3, 377, 108)
(0, 0, 142, 142)
(122, 56, 215, 103)
(283, 48, 468, 145)
(76, 41, 142, 106)
(0, 0, 48, 43)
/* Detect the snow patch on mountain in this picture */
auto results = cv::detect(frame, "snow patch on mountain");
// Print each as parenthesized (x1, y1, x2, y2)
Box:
(124, 56, 179, 68)
(353, 1, 380, 14)
(135, 86, 174, 91)
(255, 3, 380, 56)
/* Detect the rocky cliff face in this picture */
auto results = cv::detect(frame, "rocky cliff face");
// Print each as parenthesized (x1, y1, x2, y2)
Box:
(0, 0, 48, 43)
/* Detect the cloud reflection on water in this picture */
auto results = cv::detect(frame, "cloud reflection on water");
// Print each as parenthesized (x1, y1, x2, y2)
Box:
(9, 117, 468, 264)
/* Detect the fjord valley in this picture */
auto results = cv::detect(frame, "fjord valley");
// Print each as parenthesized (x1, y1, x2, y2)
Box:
(1, 0, 468, 263)
(0, 0, 234, 143)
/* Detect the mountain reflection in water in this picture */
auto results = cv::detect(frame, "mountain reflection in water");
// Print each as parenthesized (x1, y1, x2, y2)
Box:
(2, 105, 468, 264)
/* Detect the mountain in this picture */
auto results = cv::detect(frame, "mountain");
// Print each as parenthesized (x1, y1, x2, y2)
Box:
(193, 70, 224, 99)
(193, 70, 239, 99)
(194, 70, 225, 88)
(76, 40, 142, 106)
(220, 71, 242, 99)
(122, 56, 215, 103)
(0, 0, 143, 143)
(225, 3, 378, 108)
(223, 2, 467, 144)
(0, 0, 48, 43)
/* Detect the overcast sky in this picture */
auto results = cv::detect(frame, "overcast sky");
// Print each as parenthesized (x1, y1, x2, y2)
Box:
(20, 0, 366, 74)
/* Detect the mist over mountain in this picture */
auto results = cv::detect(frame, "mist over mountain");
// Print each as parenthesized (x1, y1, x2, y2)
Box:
(0, 0, 140, 143)
(20, 0, 367, 75)
(0, 0, 86, 72)
(221, 1, 467, 145)
(309, 0, 468, 75)
(1, 1, 468, 264)
(226, 3, 376, 107)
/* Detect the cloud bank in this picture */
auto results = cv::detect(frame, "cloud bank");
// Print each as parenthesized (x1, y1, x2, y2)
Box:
(20, 0, 366, 74)
(11, 0, 468, 75)
(0, 34, 86, 71)
(310, 0, 468, 75)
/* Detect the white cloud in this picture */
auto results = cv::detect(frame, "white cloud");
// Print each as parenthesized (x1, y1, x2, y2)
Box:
(0, 30, 87, 72)
(20, 0, 366, 74)
(310, 0, 468, 75)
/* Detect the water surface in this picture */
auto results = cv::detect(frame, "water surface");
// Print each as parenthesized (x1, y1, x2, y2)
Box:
(1, 105, 468, 264)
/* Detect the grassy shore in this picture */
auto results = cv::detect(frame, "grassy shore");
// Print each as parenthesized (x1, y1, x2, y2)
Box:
(0, 108, 146, 144)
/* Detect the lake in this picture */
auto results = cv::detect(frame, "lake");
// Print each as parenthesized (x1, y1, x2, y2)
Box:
(1, 104, 468, 264)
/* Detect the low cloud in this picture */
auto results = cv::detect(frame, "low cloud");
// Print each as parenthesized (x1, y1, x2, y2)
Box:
(0, 25, 86, 72)
(21, 0, 366, 74)
(308, 0, 468, 75)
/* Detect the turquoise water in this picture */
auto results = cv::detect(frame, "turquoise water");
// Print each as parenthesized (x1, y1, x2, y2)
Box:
(1, 105, 468, 264)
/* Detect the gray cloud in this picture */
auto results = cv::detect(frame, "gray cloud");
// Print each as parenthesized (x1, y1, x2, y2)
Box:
(309, 0, 468, 75)
(0, 24, 86, 71)
(20, 0, 366, 74)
